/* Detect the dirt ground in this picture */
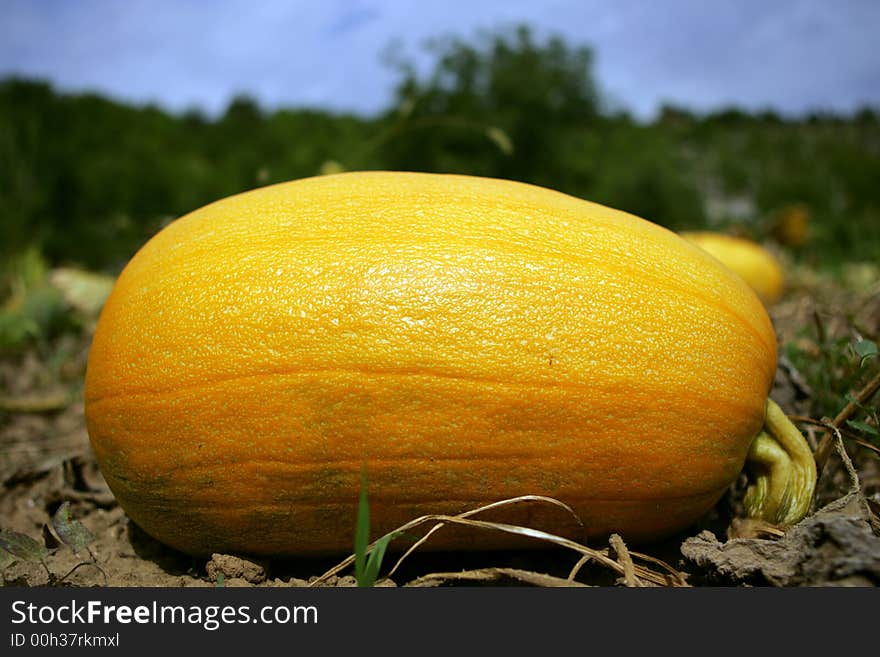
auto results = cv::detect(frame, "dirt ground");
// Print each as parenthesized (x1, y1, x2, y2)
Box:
(2, 264, 879, 587)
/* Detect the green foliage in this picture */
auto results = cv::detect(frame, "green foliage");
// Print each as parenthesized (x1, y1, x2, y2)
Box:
(847, 418, 879, 439)
(786, 333, 880, 449)
(0, 79, 376, 270)
(0, 247, 73, 352)
(0, 509, 103, 584)
(354, 468, 394, 587)
(0, 529, 50, 563)
(585, 119, 707, 230)
(51, 502, 97, 555)
(376, 25, 604, 194)
(1, 25, 878, 270)
(853, 339, 878, 367)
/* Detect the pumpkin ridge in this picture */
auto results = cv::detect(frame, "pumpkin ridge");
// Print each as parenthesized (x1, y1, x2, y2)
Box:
(84, 363, 768, 409)
(113, 488, 731, 507)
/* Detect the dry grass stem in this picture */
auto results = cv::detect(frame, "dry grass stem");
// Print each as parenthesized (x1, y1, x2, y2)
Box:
(852, 439, 880, 456)
(406, 567, 591, 587)
(567, 554, 592, 582)
(625, 550, 689, 586)
(382, 494, 583, 580)
(790, 415, 878, 446)
(609, 534, 641, 587)
(831, 427, 862, 495)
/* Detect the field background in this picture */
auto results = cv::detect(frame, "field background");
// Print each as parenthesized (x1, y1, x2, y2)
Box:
(1, 27, 878, 586)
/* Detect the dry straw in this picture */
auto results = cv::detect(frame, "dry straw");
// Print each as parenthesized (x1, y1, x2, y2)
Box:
(311, 494, 688, 587)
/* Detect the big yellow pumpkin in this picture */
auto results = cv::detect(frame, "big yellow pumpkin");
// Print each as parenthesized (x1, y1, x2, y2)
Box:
(85, 172, 814, 557)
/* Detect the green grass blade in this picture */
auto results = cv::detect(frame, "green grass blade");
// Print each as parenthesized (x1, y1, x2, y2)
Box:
(363, 534, 393, 587)
(354, 466, 370, 586)
(847, 419, 880, 436)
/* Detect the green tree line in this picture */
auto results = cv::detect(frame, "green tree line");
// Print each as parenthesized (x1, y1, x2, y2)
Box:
(2, 25, 879, 272)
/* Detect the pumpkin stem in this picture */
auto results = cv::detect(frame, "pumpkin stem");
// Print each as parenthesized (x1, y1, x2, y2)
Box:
(743, 399, 817, 526)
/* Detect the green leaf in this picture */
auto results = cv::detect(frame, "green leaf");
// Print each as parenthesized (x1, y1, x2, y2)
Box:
(854, 339, 878, 357)
(52, 502, 96, 553)
(0, 530, 49, 562)
(847, 419, 880, 436)
(854, 339, 878, 367)
(363, 534, 394, 588)
(353, 466, 398, 587)
(354, 466, 370, 586)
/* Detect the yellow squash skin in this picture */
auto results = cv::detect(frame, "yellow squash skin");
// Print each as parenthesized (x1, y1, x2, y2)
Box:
(680, 232, 785, 305)
(85, 172, 778, 556)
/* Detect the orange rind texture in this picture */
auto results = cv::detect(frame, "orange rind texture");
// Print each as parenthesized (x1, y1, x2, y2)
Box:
(86, 172, 778, 556)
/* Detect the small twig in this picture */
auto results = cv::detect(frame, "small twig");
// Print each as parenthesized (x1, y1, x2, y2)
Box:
(814, 370, 880, 473)
(57, 561, 108, 586)
(831, 426, 862, 495)
(568, 547, 686, 587)
(406, 567, 590, 588)
(789, 415, 878, 445)
(626, 550, 689, 586)
(609, 534, 641, 587)
(801, 422, 819, 450)
(567, 554, 592, 582)
(851, 439, 880, 457)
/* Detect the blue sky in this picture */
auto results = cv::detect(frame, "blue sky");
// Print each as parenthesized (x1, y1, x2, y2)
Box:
(2, 0, 879, 119)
